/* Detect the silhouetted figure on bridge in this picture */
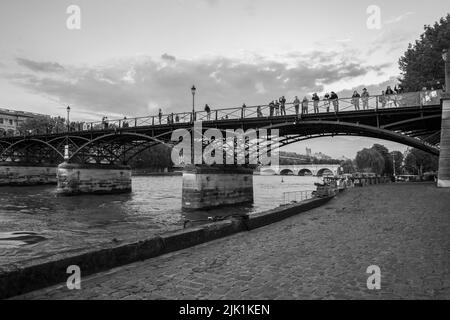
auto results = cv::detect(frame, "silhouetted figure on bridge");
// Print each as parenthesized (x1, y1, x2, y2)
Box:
(204, 104, 211, 120)
(158, 108, 162, 124)
(379, 91, 387, 108)
(301, 96, 309, 115)
(257, 105, 263, 117)
(386, 86, 397, 107)
(324, 93, 330, 112)
(361, 88, 369, 110)
(122, 117, 129, 128)
(102, 116, 109, 129)
(312, 93, 320, 113)
(352, 90, 361, 110)
(330, 92, 339, 112)
(293, 96, 300, 115)
(241, 103, 246, 118)
(269, 101, 275, 116)
(279, 96, 286, 115)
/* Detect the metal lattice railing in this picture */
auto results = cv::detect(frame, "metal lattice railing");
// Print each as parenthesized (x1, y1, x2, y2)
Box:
(12, 89, 444, 137)
(281, 190, 315, 206)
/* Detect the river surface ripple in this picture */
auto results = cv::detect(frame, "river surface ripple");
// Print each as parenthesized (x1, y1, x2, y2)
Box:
(0, 175, 321, 265)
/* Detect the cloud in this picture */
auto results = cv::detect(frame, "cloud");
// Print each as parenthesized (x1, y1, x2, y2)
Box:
(16, 57, 64, 73)
(384, 12, 415, 25)
(6, 52, 391, 118)
(161, 53, 176, 61)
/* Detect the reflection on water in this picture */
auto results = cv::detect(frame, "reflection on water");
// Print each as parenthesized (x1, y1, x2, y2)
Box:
(0, 175, 321, 265)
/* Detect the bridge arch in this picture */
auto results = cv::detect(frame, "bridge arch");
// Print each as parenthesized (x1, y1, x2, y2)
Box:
(298, 168, 313, 176)
(0, 138, 64, 161)
(280, 169, 294, 175)
(270, 121, 439, 156)
(317, 168, 334, 177)
(68, 131, 173, 164)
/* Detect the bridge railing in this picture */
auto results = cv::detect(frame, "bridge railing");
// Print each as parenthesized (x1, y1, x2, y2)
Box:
(12, 90, 443, 137)
(281, 190, 315, 206)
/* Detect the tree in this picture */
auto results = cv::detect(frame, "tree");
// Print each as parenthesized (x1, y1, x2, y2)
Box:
(355, 148, 385, 175)
(404, 148, 439, 175)
(391, 150, 404, 175)
(18, 115, 66, 135)
(398, 14, 450, 91)
(128, 144, 173, 170)
(340, 159, 356, 174)
(371, 144, 392, 175)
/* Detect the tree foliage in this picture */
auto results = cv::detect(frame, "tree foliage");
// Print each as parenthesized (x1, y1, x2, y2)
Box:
(129, 144, 173, 170)
(340, 159, 356, 174)
(371, 143, 393, 175)
(355, 148, 385, 175)
(391, 150, 404, 175)
(398, 14, 450, 91)
(404, 148, 438, 174)
(17, 116, 66, 135)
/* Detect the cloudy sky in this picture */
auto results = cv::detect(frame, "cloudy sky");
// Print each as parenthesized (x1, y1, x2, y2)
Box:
(0, 0, 448, 158)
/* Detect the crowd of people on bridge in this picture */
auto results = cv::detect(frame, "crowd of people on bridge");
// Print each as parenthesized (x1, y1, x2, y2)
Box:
(12, 81, 445, 138)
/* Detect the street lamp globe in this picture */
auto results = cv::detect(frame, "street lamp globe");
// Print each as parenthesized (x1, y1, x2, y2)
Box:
(191, 85, 196, 95)
(442, 49, 448, 62)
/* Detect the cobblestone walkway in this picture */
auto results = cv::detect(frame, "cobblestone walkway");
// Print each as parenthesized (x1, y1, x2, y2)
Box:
(15, 183, 450, 299)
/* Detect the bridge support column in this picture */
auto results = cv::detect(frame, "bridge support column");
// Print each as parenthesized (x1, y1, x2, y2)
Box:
(56, 162, 132, 195)
(182, 165, 254, 210)
(438, 49, 450, 187)
(438, 97, 450, 187)
(0, 163, 57, 186)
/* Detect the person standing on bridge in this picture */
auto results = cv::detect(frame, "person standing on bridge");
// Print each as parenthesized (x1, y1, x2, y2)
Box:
(269, 100, 275, 116)
(324, 93, 330, 112)
(293, 96, 300, 116)
(330, 92, 339, 113)
(122, 117, 129, 128)
(385, 86, 397, 107)
(301, 96, 309, 115)
(361, 88, 370, 110)
(158, 108, 162, 124)
(204, 104, 211, 120)
(257, 105, 263, 117)
(241, 103, 246, 118)
(379, 91, 387, 108)
(352, 90, 361, 110)
(279, 96, 286, 115)
(274, 100, 280, 116)
(312, 93, 320, 113)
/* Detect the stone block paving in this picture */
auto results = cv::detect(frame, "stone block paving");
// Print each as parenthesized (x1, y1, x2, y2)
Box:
(15, 183, 450, 299)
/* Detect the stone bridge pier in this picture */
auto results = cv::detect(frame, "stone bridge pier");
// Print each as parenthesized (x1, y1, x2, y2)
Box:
(56, 162, 132, 196)
(438, 49, 450, 187)
(0, 162, 57, 186)
(182, 165, 254, 210)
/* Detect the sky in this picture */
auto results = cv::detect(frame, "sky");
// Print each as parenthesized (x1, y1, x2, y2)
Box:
(0, 0, 449, 158)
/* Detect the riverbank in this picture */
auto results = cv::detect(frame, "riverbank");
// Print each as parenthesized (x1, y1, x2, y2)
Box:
(14, 182, 450, 300)
(0, 195, 333, 299)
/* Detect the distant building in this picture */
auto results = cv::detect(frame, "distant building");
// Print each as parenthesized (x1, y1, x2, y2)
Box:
(312, 152, 332, 161)
(0, 107, 49, 136)
(305, 147, 312, 157)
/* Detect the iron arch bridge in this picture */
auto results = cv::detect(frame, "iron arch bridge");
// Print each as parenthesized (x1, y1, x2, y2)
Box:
(0, 90, 443, 166)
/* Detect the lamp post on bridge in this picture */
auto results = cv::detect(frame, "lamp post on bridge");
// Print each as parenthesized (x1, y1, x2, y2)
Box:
(191, 85, 196, 122)
(66, 106, 71, 132)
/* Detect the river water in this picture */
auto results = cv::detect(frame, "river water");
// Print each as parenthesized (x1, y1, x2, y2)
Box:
(0, 175, 321, 266)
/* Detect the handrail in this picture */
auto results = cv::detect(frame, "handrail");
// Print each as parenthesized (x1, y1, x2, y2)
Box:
(12, 89, 443, 137)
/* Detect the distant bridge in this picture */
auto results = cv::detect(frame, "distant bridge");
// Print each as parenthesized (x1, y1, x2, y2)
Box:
(260, 164, 341, 176)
